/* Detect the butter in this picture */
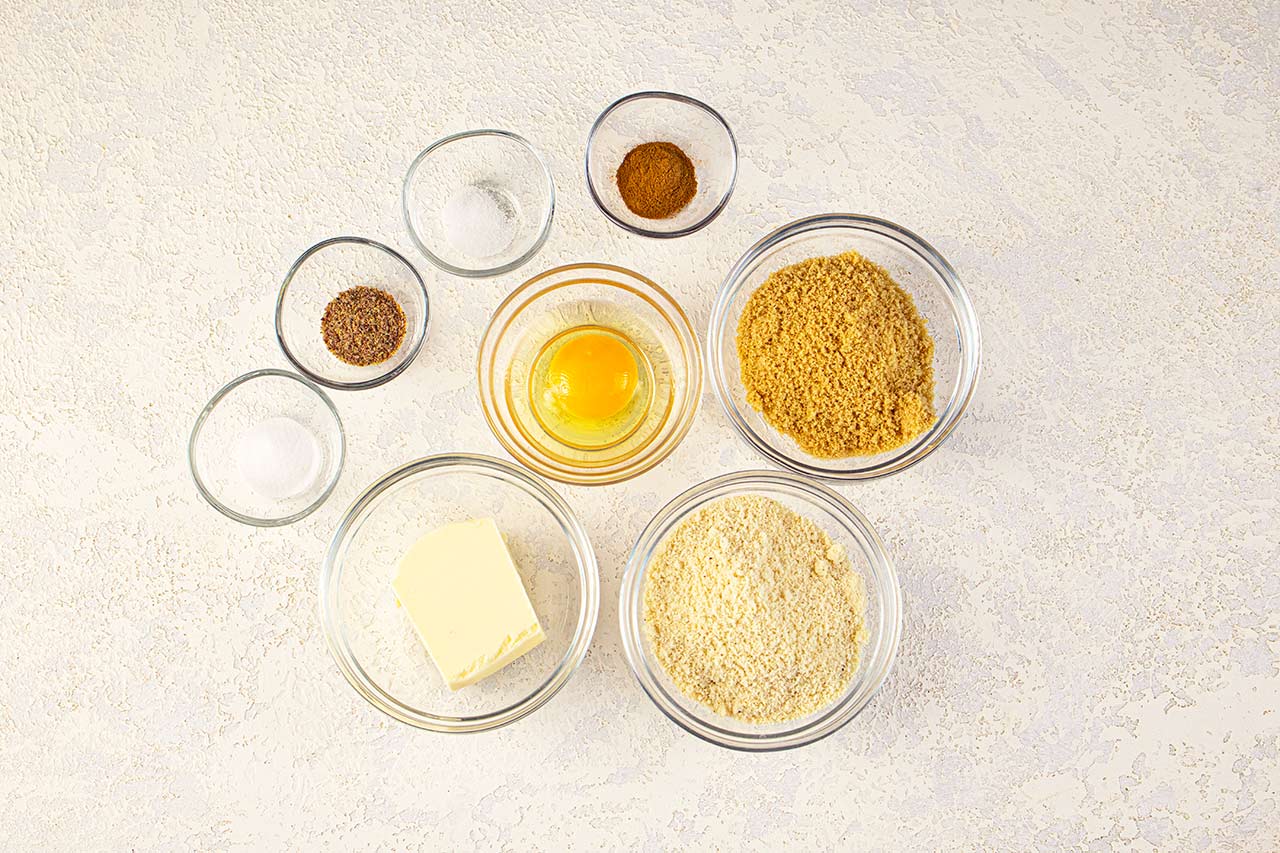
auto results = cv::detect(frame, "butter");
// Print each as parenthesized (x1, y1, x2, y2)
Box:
(392, 518, 545, 690)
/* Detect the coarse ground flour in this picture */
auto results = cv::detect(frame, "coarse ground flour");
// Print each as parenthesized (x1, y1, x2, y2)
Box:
(642, 494, 868, 723)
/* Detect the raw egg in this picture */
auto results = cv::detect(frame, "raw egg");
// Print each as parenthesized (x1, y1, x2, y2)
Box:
(545, 331, 639, 420)
(528, 325, 654, 449)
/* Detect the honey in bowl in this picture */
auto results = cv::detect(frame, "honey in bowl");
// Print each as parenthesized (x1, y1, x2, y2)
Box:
(529, 326, 654, 449)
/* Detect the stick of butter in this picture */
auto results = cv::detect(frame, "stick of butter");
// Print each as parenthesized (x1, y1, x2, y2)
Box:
(392, 518, 545, 690)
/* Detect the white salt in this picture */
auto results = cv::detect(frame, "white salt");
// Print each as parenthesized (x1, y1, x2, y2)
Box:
(235, 416, 322, 500)
(440, 184, 517, 260)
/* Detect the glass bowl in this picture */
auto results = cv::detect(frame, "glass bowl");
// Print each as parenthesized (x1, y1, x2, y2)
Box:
(188, 369, 345, 526)
(477, 263, 702, 486)
(320, 454, 599, 732)
(276, 236, 429, 391)
(708, 214, 982, 480)
(619, 469, 902, 752)
(403, 130, 555, 277)
(585, 91, 737, 238)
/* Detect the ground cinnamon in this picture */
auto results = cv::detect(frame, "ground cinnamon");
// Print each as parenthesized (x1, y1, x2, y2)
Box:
(615, 141, 697, 219)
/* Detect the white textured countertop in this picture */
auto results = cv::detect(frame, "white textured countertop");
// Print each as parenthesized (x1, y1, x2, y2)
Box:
(3, 1, 1277, 849)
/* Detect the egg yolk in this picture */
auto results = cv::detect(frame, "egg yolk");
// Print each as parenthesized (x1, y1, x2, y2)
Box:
(545, 332, 639, 421)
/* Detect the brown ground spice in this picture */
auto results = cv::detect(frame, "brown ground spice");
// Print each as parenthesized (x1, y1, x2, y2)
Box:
(736, 250, 936, 457)
(320, 286, 406, 367)
(615, 141, 697, 219)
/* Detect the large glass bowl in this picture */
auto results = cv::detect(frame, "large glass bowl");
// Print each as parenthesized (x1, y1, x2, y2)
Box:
(320, 454, 599, 732)
(619, 470, 902, 752)
(477, 263, 702, 486)
(708, 214, 981, 479)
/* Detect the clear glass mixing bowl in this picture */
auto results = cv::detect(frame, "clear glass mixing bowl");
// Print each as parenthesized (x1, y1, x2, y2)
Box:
(275, 236, 429, 391)
(708, 214, 982, 479)
(188, 369, 345, 526)
(585, 91, 737, 238)
(403, 130, 555, 277)
(320, 454, 599, 732)
(619, 470, 902, 751)
(477, 263, 702, 486)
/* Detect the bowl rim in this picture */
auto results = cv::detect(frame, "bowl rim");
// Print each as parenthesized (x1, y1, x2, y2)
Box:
(402, 129, 557, 278)
(707, 213, 983, 480)
(275, 235, 431, 391)
(618, 469, 903, 752)
(188, 368, 346, 527)
(584, 90, 738, 239)
(319, 453, 600, 733)
(476, 262, 703, 486)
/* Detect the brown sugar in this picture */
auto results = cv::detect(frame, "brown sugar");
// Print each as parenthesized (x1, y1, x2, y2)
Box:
(735, 250, 936, 457)
(614, 141, 697, 219)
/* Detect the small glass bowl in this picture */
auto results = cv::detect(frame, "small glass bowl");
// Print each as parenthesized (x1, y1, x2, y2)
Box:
(708, 214, 982, 480)
(585, 91, 737, 238)
(477, 263, 702, 486)
(619, 470, 902, 752)
(320, 454, 599, 732)
(276, 236, 429, 391)
(189, 369, 345, 526)
(403, 130, 555, 277)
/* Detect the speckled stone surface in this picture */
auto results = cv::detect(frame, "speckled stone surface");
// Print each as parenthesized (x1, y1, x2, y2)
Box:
(2, 1, 1277, 849)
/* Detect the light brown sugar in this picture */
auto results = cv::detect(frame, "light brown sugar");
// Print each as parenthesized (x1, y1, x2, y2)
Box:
(736, 250, 936, 457)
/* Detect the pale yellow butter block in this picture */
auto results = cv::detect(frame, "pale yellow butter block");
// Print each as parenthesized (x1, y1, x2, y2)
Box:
(392, 518, 545, 690)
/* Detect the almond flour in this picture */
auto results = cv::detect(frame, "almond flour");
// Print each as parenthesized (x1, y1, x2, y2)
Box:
(642, 495, 868, 724)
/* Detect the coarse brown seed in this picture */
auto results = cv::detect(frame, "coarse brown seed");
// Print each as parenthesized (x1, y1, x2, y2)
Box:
(320, 286, 406, 367)
(735, 250, 936, 457)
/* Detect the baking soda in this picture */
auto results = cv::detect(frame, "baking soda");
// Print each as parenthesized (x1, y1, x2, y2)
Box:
(235, 416, 322, 500)
(440, 184, 517, 260)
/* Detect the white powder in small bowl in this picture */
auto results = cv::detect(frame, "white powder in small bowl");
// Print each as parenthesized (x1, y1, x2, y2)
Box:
(235, 416, 322, 500)
(440, 184, 518, 260)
